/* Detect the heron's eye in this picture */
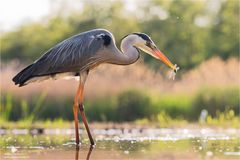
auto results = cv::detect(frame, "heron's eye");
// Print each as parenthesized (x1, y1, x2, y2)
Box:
(146, 41, 151, 48)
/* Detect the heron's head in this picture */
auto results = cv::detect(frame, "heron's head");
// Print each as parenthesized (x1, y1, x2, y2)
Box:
(129, 33, 179, 73)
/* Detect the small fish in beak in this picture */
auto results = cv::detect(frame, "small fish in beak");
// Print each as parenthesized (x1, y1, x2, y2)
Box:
(169, 64, 180, 80)
(148, 44, 180, 80)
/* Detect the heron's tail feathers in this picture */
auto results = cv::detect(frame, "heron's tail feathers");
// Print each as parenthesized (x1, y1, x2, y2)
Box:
(12, 64, 35, 87)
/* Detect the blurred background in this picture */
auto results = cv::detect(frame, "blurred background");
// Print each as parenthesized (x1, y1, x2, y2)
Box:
(0, 0, 239, 128)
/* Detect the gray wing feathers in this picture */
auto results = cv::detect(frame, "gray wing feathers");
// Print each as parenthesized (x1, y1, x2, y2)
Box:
(32, 30, 107, 76)
(12, 29, 112, 86)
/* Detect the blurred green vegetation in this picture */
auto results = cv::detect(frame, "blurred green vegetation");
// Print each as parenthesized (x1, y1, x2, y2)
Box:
(1, 0, 239, 70)
(1, 87, 239, 128)
(192, 87, 239, 118)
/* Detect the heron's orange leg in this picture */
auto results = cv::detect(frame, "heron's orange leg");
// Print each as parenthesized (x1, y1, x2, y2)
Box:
(78, 83, 95, 145)
(73, 84, 82, 145)
(73, 104, 79, 144)
(79, 103, 95, 145)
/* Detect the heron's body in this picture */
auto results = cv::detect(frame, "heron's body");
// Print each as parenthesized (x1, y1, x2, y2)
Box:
(13, 29, 178, 146)
(13, 29, 140, 86)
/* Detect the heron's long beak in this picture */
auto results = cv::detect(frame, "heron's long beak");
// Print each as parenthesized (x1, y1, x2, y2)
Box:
(139, 43, 177, 71)
(151, 47, 176, 71)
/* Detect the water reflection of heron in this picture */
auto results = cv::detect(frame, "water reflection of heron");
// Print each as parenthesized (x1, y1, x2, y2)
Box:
(75, 145, 94, 160)
(13, 29, 178, 145)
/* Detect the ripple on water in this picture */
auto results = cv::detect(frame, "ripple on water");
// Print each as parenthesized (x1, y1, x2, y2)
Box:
(1, 128, 239, 157)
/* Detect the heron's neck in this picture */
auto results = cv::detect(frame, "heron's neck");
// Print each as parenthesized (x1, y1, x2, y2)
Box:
(108, 36, 139, 65)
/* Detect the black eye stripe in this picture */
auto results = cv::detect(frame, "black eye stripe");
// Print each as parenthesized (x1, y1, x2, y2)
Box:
(133, 33, 152, 42)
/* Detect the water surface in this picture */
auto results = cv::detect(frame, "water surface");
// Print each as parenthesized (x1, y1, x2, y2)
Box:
(0, 128, 239, 160)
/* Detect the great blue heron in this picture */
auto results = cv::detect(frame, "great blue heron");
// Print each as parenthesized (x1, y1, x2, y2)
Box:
(13, 29, 179, 146)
